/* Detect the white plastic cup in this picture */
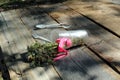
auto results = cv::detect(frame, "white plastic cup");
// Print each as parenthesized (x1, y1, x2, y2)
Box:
(58, 30, 88, 39)
(50, 29, 88, 46)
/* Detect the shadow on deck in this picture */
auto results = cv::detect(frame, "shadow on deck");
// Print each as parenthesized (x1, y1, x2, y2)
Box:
(0, 0, 67, 11)
(0, 1, 120, 79)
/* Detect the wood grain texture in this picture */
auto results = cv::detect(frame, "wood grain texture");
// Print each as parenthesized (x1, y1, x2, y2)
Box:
(0, 11, 21, 80)
(65, 1, 120, 36)
(17, 6, 66, 42)
(0, 9, 60, 80)
(48, 4, 120, 72)
(15, 8, 61, 80)
(54, 47, 120, 80)
(0, 2, 120, 80)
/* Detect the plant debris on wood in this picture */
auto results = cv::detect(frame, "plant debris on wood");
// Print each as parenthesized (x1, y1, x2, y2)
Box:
(27, 42, 58, 66)
(27, 39, 84, 67)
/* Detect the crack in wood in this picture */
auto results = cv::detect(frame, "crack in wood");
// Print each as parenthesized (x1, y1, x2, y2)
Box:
(68, 7, 120, 38)
(0, 47, 11, 80)
(85, 44, 120, 74)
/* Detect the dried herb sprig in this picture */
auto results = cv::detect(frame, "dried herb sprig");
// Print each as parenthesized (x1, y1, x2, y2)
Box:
(27, 38, 85, 67)
(27, 42, 58, 66)
(72, 38, 85, 46)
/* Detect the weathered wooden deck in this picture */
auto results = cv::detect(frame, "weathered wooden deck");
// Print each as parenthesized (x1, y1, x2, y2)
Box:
(0, 0, 120, 80)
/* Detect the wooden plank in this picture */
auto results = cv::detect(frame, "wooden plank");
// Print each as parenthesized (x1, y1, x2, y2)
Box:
(0, 46, 11, 80)
(0, 13, 8, 45)
(0, 13, 9, 80)
(0, 11, 21, 80)
(65, 1, 120, 36)
(48, 4, 120, 72)
(14, 8, 61, 80)
(1, 12, 30, 79)
(1, 11, 27, 50)
(0, 9, 61, 80)
(16, 6, 66, 42)
(54, 46, 120, 80)
(16, 6, 59, 29)
(9, 10, 35, 46)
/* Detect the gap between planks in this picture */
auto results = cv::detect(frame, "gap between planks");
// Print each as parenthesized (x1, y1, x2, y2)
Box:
(64, 1, 120, 38)
(15, 8, 63, 80)
(46, 3, 120, 73)
(0, 10, 61, 80)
